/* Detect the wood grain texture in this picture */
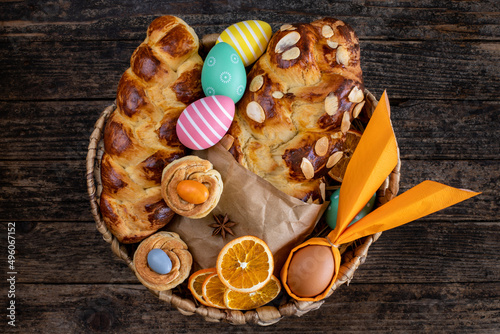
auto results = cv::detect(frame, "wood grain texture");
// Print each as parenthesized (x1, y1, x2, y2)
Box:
(11, 283, 500, 333)
(0, 222, 137, 284)
(2, 40, 499, 101)
(1, 0, 499, 41)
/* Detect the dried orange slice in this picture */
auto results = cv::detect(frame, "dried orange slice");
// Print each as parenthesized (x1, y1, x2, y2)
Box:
(216, 235, 274, 293)
(188, 268, 216, 307)
(201, 273, 227, 309)
(224, 275, 281, 310)
(328, 129, 362, 183)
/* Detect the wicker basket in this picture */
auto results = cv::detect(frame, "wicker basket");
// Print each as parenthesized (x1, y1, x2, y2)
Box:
(86, 90, 401, 326)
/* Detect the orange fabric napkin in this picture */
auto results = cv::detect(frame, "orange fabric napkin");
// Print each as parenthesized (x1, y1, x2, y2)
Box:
(328, 90, 480, 246)
(328, 90, 399, 243)
(334, 180, 480, 245)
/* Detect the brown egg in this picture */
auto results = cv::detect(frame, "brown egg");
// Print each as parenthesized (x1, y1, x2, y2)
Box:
(286, 245, 335, 298)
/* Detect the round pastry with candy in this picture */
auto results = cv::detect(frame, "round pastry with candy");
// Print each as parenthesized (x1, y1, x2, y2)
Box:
(133, 231, 193, 291)
(161, 155, 223, 219)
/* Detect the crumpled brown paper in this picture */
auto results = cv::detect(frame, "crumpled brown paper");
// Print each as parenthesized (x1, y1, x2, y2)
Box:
(167, 144, 328, 275)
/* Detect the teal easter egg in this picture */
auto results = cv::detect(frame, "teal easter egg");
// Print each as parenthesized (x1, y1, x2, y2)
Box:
(201, 42, 246, 103)
(147, 248, 172, 275)
(326, 189, 377, 230)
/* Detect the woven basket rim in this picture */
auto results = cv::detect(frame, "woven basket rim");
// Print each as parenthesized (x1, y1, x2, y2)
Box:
(85, 89, 401, 326)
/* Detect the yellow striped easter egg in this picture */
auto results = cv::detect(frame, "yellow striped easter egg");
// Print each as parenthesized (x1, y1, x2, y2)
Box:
(217, 20, 272, 67)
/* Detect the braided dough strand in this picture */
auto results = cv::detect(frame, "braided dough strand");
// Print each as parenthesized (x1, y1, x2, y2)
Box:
(100, 16, 204, 243)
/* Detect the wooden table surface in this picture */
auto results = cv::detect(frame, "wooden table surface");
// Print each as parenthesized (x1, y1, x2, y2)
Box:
(1, 1, 499, 333)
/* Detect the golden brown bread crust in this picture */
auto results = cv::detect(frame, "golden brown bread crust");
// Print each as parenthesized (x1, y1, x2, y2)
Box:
(100, 16, 204, 243)
(228, 18, 365, 202)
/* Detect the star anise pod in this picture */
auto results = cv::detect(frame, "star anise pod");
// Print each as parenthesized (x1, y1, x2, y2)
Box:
(209, 213, 237, 240)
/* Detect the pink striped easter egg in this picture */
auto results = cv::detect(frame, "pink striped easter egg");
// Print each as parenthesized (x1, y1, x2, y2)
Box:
(176, 95, 235, 150)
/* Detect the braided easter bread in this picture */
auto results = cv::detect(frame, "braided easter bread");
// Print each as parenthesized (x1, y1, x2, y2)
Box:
(100, 16, 204, 244)
(228, 18, 365, 202)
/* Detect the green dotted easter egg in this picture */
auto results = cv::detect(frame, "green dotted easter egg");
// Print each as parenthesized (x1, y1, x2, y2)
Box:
(326, 189, 377, 230)
(201, 42, 247, 103)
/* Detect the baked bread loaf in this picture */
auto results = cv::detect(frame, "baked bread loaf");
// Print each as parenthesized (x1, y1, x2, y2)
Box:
(133, 231, 193, 291)
(100, 16, 204, 243)
(228, 18, 365, 202)
(161, 156, 223, 218)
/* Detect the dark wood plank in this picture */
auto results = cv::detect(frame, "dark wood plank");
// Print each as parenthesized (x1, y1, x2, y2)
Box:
(0, 40, 131, 101)
(355, 222, 500, 284)
(2, 221, 498, 284)
(1, 40, 499, 101)
(398, 159, 497, 222)
(0, 222, 137, 284)
(361, 40, 500, 101)
(0, 159, 495, 222)
(11, 282, 500, 333)
(1, 99, 498, 161)
(1, 0, 499, 42)
(390, 99, 500, 160)
(0, 160, 91, 222)
(0, 100, 113, 161)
